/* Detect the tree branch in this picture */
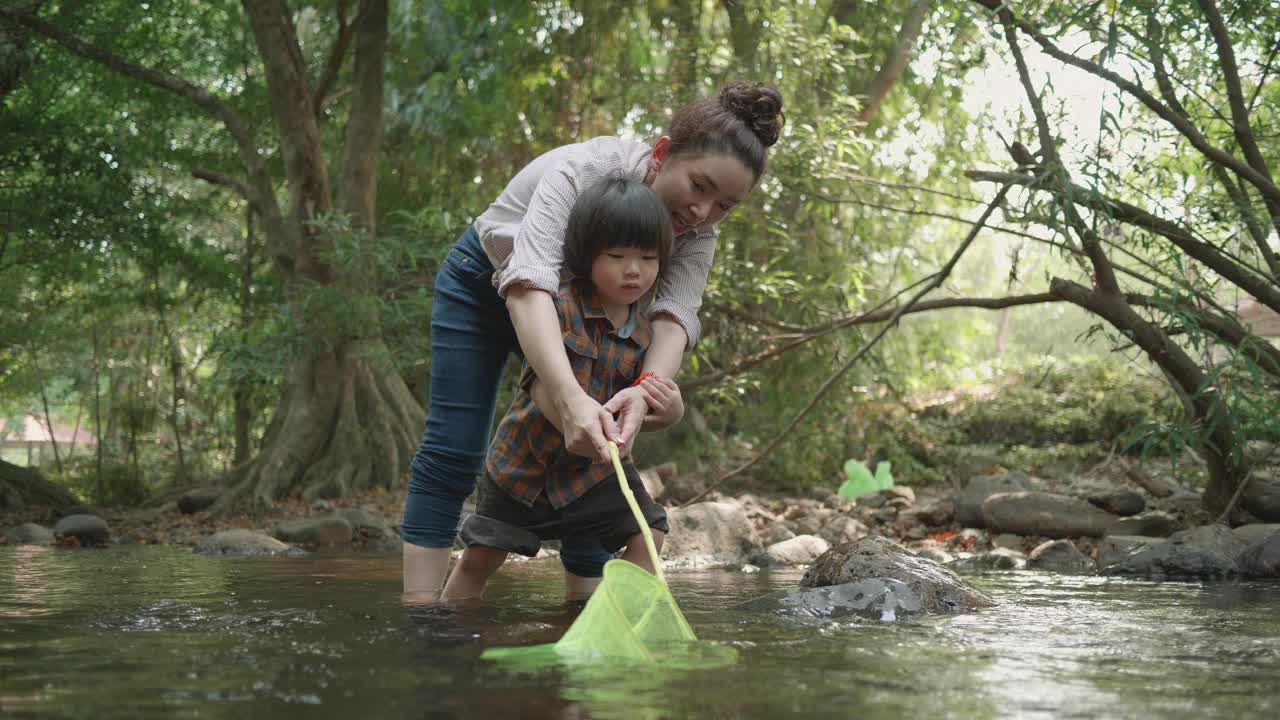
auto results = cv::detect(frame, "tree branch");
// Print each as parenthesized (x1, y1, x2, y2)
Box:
(858, 0, 931, 122)
(192, 168, 257, 208)
(971, 0, 1280, 208)
(1, 5, 294, 270)
(967, 170, 1280, 314)
(684, 291, 1059, 391)
(313, 0, 356, 123)
(683, 183, 1014, 504)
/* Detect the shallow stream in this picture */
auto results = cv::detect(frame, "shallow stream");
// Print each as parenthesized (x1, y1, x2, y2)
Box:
(2, 545, 1277, 719)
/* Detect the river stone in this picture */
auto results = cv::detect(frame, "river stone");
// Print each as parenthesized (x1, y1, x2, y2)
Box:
(177, 486, 224, 514)
(818, 516, 869, 545)
(751, 535, 830, 568)
(1108, 510, 1182, 538)
(1232, 523, 1280, 546)
(800, 535, 994, 612)
(737, 578, 925, 622)
(1087, 489, 1146, 517)
(759, 522, 796, 546)
(194, 529, 300, 556)
(1028, 539, 1095, 574)
(904, 499, 954, 527)
(1096, 535, 1165, 569)
(1099, 541, 1238, 579)
(4, 522, 53, 545)
(274, 516, 353, 546)
(53, 514, 110, 547)
(953, 472, 1035, 528)
(982, 492, 1117, 538)
(662, 501, 757, 569)
(1169, 524, 1248, 560)
(1237, 534, 1280, 578)
(1242, 469, 1280, 522)
(333, 507, 389, 533)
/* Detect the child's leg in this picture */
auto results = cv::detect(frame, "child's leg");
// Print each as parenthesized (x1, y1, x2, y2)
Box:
(441, 545, 509, 600)
(619, 529, 665, 575)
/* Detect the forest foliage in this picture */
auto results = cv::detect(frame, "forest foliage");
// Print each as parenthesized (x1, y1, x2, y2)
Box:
(2, 0, 1277, 514)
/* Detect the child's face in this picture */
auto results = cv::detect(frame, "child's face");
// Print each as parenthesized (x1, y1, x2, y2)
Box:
(590, 246, 660, 307)
(648, 144, 756, 234)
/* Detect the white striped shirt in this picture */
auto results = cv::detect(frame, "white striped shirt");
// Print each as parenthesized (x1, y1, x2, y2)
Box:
(475, 136, 717, 349)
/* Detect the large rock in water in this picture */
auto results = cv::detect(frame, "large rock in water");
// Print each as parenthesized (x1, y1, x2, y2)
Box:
(982, 492, 1117, 538)
(1027, 539, 1095, 574)
(177, 486, 224, 514)
(737, 579, 925, 622)
(661, 501, 757, 569)
(1237, 534, 1280, 578)
(1099, 541, 1237, 579)
(800, 535, 994, 613)
(53, 514, 110, 547)
(194, 529, 301, 556)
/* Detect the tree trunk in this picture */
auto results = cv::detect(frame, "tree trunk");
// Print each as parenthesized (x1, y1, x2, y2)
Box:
(233, 206, 256, 468)
(210, 0, 423, 511)
(39, 385, 63, 474)
(858, 0, 932, 123)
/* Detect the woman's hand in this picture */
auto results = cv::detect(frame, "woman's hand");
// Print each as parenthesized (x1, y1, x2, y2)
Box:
(555, 388, 618, 463)
(602, 386, 649, 456)
(636, 374, 684, 431)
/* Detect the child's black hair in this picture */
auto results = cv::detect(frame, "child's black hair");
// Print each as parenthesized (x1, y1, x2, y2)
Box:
(563, 178, 674, 282)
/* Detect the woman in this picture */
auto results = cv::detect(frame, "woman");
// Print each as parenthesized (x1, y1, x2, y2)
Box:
(403, 81, 785, 602)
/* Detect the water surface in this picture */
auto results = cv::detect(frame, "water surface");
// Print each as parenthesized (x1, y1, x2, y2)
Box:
(2, 545, 1277, 719)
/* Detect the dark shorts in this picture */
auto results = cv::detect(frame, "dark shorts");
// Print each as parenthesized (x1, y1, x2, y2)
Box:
(460, 463, 669, 558)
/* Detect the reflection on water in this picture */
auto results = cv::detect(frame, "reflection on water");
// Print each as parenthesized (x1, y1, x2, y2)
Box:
(1, 545, 1278, 719)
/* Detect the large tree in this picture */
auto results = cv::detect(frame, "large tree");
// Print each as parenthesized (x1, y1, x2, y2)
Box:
(2, 0, 424, 508)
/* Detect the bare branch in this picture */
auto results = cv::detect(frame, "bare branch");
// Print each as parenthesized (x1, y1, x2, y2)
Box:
(685, 291, 1059, 391)
(967, 170, 1280, 314)
(684, 183, 1014, 504)
(971, 0, 1280, 208)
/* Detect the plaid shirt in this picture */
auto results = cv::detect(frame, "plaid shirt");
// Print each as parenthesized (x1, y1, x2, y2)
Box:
(485, 279, 651, 509)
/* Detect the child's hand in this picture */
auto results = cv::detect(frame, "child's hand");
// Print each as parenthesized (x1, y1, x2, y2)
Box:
(636, 373, 684, 431)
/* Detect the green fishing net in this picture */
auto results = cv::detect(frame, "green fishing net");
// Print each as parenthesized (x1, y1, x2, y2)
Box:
(481, 559, 737, 669)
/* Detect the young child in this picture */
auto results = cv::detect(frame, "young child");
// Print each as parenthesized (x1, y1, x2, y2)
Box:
(441, 178, 684, 601)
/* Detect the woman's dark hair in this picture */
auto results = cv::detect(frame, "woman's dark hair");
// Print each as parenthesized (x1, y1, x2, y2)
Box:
(667, 81, 785, 181)
(563, 178, 674, 282)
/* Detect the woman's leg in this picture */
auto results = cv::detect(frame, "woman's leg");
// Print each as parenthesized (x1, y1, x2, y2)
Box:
(441, 545, 510, 601)
(402, 229, 517, 601)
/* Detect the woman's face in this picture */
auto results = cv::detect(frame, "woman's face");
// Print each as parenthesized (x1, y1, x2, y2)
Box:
(647, 137, 756, 235)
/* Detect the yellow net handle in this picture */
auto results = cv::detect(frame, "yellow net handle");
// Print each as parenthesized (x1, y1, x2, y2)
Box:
(608, 440, 665, 584)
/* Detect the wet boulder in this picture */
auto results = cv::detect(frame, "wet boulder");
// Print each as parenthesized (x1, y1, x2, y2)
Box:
(1087, 489, 1145, 517)
(1237, 534, 1280, 578)
(737, 578, 925, 622)
(982, 492, 1117, 538)
(4, 522, 53, 545)
(1099, 541, 1237, 579)
(662, 500, 757, 569)
(1027, 539, 1095, 574)
(800, 535, 994, 612)
(195, 529, 302, 556)
(948, 548, 1026, 572)
(750, 535, 830, 568)
(1096, 535, 1163, 568)
(1169, 524, 1248, 561)
(53, 514, 110, 547)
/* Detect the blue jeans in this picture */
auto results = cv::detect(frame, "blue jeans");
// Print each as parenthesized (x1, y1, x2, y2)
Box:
(402, 227, 613, 577)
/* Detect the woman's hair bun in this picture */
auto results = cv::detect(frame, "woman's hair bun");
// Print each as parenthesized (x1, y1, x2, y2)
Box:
(719, 82, 785, 147)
